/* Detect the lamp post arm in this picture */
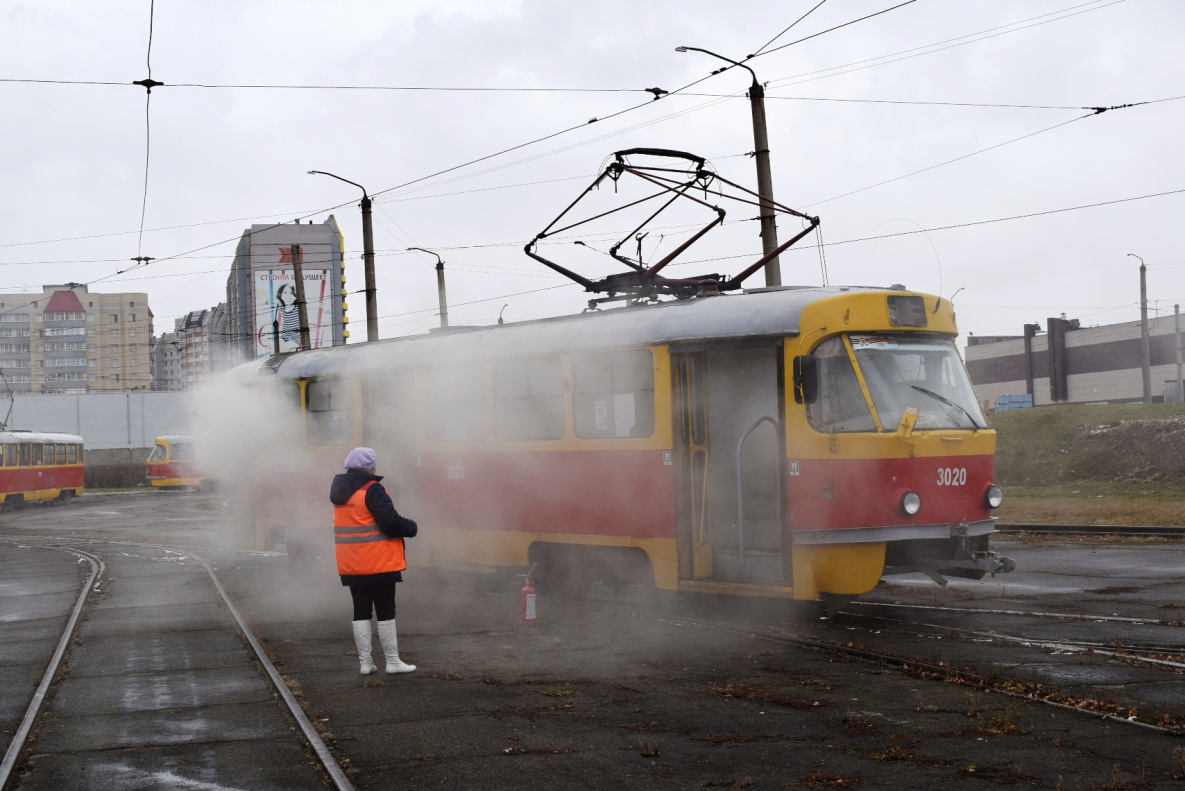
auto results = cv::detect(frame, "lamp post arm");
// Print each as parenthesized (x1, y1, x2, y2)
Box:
(307, 170, 368, 201)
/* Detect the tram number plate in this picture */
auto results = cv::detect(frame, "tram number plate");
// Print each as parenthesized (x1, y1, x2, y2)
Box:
(936, 467, 967, 486)
(446, 464, 465, 480)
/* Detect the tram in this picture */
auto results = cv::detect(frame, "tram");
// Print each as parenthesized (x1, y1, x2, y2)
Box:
(0, 430, 85, 508)
(230, 285, 1012, 603)
(145, 435, 214, 490)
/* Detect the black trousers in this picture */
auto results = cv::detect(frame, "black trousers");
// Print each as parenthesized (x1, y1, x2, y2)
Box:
(350, 582, 396, 621)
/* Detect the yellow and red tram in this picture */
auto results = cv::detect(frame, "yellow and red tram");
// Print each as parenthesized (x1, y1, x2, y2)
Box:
(231, 285, 1011, 602)
(0, 430, 85, 508)
(146, 435, 213, 490)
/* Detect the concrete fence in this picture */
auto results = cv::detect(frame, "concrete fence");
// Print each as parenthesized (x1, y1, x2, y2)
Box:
(3, 392, 196, 487)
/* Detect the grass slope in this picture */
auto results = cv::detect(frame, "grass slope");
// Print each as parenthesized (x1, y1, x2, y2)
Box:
(990, 403, 1185, 526)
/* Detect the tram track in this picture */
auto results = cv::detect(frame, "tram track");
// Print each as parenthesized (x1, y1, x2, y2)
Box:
(0, 534, 352, 791)
(439, 571, 1185, 736)
(996, 523, 1185, 537)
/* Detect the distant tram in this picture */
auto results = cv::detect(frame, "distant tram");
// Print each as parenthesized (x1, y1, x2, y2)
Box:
(146, 435, 213, 490)
(0, 430, 85, 509)
(230, 285, 1012, 605)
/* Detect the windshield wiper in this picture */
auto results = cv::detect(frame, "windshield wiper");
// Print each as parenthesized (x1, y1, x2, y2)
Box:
(910, 385, 983, 429)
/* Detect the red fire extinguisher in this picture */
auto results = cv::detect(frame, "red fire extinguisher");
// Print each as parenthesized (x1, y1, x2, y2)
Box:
(521, 562, 538, 626)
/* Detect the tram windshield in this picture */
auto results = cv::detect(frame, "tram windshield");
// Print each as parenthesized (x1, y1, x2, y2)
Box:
(147, 443, 167, 462)
(849, 334, 986, 431)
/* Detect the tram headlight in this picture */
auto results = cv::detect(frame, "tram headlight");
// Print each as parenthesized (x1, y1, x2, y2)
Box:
(984, 484, 1004, 510)
(900, 491, 921, 516)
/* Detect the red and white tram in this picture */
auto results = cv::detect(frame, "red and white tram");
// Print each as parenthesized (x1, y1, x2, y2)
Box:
(0, 431, 85, 508)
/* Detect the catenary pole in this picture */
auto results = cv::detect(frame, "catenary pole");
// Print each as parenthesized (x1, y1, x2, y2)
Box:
(677, 47, 781, 286)
(1130, 254, 1151, 404)
(1175, 304, 1182, 402)
(408, 248, 449, 328)
(309, 171, 378, 342)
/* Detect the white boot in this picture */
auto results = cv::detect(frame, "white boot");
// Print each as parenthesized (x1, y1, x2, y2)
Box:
(377, 618, 416, 674)
(352, 620, 376, 675)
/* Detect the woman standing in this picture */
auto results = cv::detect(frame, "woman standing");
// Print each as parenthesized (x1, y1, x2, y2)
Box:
(330, 447, 418, 674)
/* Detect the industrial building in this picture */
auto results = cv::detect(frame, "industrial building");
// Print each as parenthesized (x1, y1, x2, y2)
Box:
(226, 217, 348, 362)
(965, 312, 1185, 407)
(0, 284, 154, 395)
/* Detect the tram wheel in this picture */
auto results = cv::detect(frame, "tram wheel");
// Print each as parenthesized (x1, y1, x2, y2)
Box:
(820, 593, 855, 618)
(532, 545, 587, 599)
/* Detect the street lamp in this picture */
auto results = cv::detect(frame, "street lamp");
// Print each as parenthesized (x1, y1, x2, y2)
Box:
(408, 248, 449, 328)
(308, 170, 379, 342)
(676, 45, 781, 286)
(1129, 253, 1151, 403)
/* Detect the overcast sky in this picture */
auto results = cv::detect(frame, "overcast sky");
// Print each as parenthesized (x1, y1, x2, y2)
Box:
(2, 0, 1183, 345)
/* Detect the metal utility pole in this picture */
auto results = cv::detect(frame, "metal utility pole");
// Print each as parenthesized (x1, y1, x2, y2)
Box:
(408, 248, 449, 328)
(309, 170, 378, 342)
(677, 46, 781, 286)
(1175, 303, 1182, 402)
(1130, 253, 1151, 403)
(291, 244, 311, 351)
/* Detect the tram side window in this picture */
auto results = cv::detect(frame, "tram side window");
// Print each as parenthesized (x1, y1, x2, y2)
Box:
(307, 378, 354, 446)
(573, 350, 655, 439)
(425, 367, 486, 442)
(170, 443, 194, 461)
(494, 358, 565, 441)
(31, 444, 42, 466)
(77, 445, 84, 464)
(56, 444, 66, 464)
(67, 444, 77, 464)
(806, 337, 876, 433)
(19, 444, 30, 466)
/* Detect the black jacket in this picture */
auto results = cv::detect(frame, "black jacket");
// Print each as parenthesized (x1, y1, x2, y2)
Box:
(330, 470, 418, 586)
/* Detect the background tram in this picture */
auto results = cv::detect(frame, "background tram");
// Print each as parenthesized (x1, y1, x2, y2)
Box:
(0, 430, 85, 509)
(146, 435, 214, 490)
(226, 285, 1011, 603)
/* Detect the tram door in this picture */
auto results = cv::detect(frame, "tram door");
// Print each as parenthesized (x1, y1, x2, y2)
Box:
(673, 346, 785, 584)
(673, 352, 712, 579)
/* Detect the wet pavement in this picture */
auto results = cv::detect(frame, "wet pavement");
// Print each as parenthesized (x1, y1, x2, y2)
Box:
(1, 492, 1184, 789)
(0, 544, 87, 759)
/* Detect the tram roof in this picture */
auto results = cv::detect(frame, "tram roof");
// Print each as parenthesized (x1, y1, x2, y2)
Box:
(0, 431, 84, 444)
(234, 285, 891, 382)
(153, 435, 192, 444)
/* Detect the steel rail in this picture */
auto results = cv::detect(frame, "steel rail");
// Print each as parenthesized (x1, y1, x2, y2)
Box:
(0, 543, 103, 790)
(0, 536, 353, 791)
(996, 523, 1185, 537)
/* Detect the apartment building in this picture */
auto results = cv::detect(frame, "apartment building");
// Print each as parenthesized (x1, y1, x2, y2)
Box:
(152, 303, 232, 391)
(0, 284, 153, 394)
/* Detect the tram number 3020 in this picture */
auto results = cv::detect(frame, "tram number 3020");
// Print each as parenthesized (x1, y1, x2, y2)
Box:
(936, 467, 967, 486)
(446, 464, 465, 480)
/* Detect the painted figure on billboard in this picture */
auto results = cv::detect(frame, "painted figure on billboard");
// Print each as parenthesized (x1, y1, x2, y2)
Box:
(253, 245, 333, 357)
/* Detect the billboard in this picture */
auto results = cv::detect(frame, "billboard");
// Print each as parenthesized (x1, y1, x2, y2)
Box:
(253, 245, 335, 358)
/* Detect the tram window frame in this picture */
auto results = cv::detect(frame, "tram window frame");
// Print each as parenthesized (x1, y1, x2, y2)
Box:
(493, 357, 565, 441)
(306, 377, 355, 446)
(31, 444, 42, 466)
(805, 336, 877, 434)
(77, 445, 84, 464)
(67, 444, 77, 464)
(19, 444, 30, 466)
(169, 443, 194, 462)
(572, 349, 655, 439)
(44, 444, 55, 464)
(425, 366, 487, 443)
(56, 444, 66, 465)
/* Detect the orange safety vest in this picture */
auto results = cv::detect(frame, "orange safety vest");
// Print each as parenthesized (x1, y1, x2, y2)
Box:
(332, 481, 407, 576)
